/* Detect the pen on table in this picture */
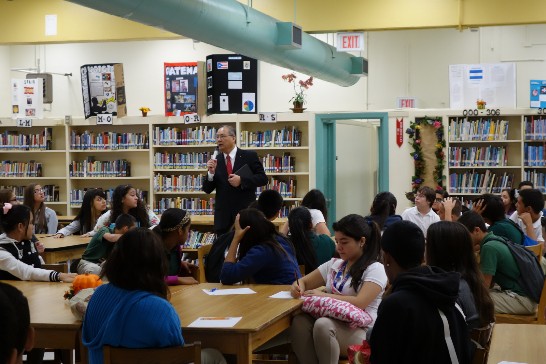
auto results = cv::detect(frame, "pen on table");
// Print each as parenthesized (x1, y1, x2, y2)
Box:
(295, 270, 300, 289)
(210, 288, 217, 293)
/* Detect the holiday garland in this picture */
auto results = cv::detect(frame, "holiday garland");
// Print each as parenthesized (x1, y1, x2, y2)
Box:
(405, 116, 446, 202)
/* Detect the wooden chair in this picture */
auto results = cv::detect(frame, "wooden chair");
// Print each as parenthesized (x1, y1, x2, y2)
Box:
(470, 322, 494, 364)
(495, 278, 546, 324)
(103, 342, 201, 364)
(525, 243, 543, 261)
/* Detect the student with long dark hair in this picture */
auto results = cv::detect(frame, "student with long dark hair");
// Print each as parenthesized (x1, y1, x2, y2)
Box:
(290, 214, 387, 363)
(153, 208, 198, 285)
(288, 206, 335, 274)
(281, 189, 331, 236)
(82, 228, 225, 364)
(426, 221, 495, 329)
(368, 191, 402, 231)
(55, 188, 108, 237)
(220, 208, 300, 285)
(0, 203, 75, 282)
(23, 183, 58, 234)
(93, 184, 159, 232)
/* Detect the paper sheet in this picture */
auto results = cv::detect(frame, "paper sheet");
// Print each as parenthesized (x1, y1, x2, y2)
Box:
(269, 291, 294, 299)
(188, 317, 242, 328)
(203, 288, 256, 295)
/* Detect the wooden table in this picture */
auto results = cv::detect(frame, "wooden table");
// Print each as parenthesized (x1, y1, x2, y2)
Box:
(170, 283, 302, 364)
(3, 280, 82, 363)
(488, 323, 546, 363)
(37, 234, 90, 264)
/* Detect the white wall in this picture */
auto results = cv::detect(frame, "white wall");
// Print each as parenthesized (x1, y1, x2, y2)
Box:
(3, 39, 367, 119)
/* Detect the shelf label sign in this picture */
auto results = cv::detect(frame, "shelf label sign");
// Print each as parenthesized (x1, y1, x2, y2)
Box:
(396, 118, 403, 147)
(336, 32, 364, 52)
(184, 113, 201, 124)
(16, 118, 32, 128)
(96, 113, 114, 125)
(259, 113, 277, 123)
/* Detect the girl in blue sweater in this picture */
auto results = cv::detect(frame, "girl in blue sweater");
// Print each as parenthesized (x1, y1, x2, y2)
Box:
(221, 208, 300, 285)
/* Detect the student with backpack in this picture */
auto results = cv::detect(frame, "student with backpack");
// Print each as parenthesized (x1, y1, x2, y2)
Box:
(459, 211, 544, 315)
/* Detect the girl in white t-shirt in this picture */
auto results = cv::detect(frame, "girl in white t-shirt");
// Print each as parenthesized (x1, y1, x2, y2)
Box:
(281, 189, 331, 236)
(290, 214, 388, 363)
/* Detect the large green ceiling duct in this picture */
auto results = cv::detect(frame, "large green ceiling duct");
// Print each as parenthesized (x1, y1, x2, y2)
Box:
(66, 0, 366, 87)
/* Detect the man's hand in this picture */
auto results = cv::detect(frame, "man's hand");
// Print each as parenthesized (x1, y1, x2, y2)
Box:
(228, 174, 241, 187)
(207, 159, 217, 175)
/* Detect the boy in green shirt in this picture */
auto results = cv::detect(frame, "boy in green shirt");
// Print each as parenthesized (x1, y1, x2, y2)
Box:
(77, 214, 136, 274)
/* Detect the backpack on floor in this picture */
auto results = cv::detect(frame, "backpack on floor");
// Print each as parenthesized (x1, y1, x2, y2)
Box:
(483, 234, 545, 303)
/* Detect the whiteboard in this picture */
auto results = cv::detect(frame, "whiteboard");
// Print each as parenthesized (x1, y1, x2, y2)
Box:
(449, 63, 516, 109)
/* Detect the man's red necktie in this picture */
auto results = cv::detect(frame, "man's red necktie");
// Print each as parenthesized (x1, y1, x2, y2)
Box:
(226, 155, 233, 175)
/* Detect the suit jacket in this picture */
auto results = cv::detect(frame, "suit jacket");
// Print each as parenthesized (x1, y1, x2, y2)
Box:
(202, 148, 268, 233)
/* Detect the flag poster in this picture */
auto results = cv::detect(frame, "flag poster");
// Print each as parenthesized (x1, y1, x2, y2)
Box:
(164, 62, 199, 116)
(12, 78, 43, 119)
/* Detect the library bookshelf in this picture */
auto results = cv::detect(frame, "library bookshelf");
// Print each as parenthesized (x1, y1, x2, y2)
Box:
(0, 113, 315, 219)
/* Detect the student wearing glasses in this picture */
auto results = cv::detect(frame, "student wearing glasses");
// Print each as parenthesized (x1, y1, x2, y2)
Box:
(203, 125, 268, 235)
(401, 186, 440, 235)
(23, 184, 58, 234)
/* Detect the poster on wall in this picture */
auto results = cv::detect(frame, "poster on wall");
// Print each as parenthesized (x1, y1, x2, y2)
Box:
(449, 63, 516, 109)
(530, 80, 546, 108)
(12, 78, 43, 119)
(80, 63, 126, 119)
(164, 62, 200, 116)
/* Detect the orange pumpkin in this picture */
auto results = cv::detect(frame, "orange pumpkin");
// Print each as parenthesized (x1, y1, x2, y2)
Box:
(72, 273, 102, 294)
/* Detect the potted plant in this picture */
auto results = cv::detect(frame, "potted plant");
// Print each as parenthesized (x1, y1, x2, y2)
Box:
(139, 107, 151, 117)
(282, 73, 313, 112)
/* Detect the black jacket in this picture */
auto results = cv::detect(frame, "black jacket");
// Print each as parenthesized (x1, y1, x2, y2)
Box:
(202, 148, 267, 234)
(369, 266, 472, 364)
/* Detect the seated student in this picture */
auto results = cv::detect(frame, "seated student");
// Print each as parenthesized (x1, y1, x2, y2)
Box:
(426, 221, 495, 329)
(152, 208, 198, 285)
(290, 214, 387, 363)
(401, 185, 439, 235)
(93, 184, 159, 232)
(473, 193, 524, 245)
(205, 189, 283, 283)
(369, 220, 472, 364)
(23, 183, 58, 235)
(518, 180, 534, 190)
(508, 188, 544, 244)
(458, 211, 536, 315)
(77, 214, 136, 275)
(220, 208, 300, 285)
(501, 188, 517, 219)
(82, 228, 226, 364)
(438, 196, 462, 221)
(55, 188, 108, 238)
(0, 203, 75, 282)
(367, 191, 402, 231)
(432, 188, 449, 214)
(0, 282, 34, 364)
(288, 206, 335, 274)
(281, 189, 331, 236)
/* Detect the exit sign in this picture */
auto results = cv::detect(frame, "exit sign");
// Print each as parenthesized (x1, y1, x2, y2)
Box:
(336, 32, 364, 52)
(397, 97, 417, 109)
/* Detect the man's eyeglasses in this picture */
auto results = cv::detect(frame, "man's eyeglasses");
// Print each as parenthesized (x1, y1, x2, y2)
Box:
(216, 134, 234, 139)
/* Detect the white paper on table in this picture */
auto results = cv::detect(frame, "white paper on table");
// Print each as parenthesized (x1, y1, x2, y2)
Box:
(188, 316, 242, 328)
(269, 291, 294, 299)
(202, 288, 256, 295)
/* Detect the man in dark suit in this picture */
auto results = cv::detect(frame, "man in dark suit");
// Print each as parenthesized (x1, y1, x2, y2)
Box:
(203, 125, 268, 234)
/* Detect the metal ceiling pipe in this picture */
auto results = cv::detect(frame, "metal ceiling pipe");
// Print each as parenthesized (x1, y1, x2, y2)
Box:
(66, 0, 363, 86)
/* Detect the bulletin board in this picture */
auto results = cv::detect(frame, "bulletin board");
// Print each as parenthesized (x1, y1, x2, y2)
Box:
(449, 63, 516, 109)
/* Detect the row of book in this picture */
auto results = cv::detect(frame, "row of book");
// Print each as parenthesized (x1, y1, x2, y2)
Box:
(448, 118, 510, 141)
(153, 126, 219, 145)
(524, 117, 546, 140)
(0, 161, 43, 177)
(239, 127, 303, 148)
(153, 173, 205, 192)
(153, 151, 213, 170)
(523, 170, 546, 192)
(524, 143, 546, 166)
(69, 159, 131, 177)
(183, 231, 216, 248)
(0, 184, 60, 202)
(0, 128, 53, 150)
(261, 153, 296, 173)
(153, 197, 215, 215)
(69, 189, 148, 206)
(448, 170, 514, 194)
(448, 146, 508, 167)
(70, 130, 149, 150)
(256, 177, 297, 198)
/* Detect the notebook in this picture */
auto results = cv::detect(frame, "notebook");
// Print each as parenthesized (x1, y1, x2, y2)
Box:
(234, 163, 253, 179)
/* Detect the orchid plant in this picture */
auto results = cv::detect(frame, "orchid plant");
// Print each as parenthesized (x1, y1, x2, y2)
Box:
(282, 73, 314, 105)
